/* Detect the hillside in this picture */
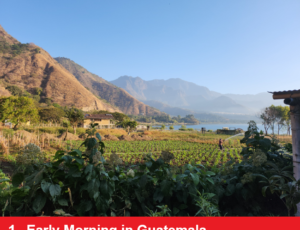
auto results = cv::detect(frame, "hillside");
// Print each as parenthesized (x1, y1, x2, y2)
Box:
(0, 25, 119, 112)
(54, 57, 162, 116)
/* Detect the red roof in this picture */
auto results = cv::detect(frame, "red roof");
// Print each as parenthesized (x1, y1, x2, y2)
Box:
(84, 114, 114, 120)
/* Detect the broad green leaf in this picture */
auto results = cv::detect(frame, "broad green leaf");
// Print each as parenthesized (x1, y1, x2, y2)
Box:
(41, 180, 51, 193)
(280, 194, 289, 199)
(206, 171, 216, 176)
(139, 174, 148, 188)
(96, 133, 101, 141)
(12, 173, 24, 187)
(262, 186, 268, 197)
(206, 178, 214, 185)
(173, 207, 180, 215)
(58, 198, 68, 206)
(190, 173, 199, 185)
(161, 180, 172, 196)
(32, 193, 46, 214)
(145, 161, 152, 168)
(49, 184, 61, 197)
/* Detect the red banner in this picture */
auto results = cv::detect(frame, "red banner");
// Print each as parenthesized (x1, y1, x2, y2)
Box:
(0, 217, 297, 230)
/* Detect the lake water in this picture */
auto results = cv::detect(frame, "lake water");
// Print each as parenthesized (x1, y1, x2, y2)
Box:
(153, 124, 288, 135)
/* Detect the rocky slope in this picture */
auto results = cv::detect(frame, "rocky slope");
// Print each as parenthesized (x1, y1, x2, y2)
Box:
(0, 25, 119, 112)
(54, 57, 162, 116)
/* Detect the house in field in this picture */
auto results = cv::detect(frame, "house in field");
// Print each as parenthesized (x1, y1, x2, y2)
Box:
(271, 89, 300, 216)
(3, 120, 30, 129)
(83, 114, 115, 129)
(136, 124, 147, 130)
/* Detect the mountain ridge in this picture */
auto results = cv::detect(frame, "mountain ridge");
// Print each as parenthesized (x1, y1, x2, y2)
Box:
(0, 25, 120, 112)
(54, 58, 163, 116)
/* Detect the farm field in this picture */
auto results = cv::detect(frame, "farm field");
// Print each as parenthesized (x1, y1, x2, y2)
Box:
(0, 126, 292, 176)
(70, 140, 243, 167)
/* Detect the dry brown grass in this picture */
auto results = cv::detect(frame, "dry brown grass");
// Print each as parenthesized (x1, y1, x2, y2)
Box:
(0, 136, 9, 156)
(97, 129, 127, 137)
(118, 135, 133, 141)
(58, 132, 79, 141)
(277, 135, 292, 144)
(103, 134, 119, 141)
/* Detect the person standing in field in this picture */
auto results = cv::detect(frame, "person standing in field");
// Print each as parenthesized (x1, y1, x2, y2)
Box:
(219, 138, 223, 150)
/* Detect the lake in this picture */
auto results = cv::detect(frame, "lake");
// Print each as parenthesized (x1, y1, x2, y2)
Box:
(153, 124, 288, 135)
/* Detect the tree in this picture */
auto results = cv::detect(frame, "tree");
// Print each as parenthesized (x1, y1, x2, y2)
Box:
(44, 98, 52, 106)
(0, 96, 39, 130)
(34, 87, 43, 96)
(169, 126, 174, 130)
(5, 85, 23, 96)
(117, 120, 138, 131)
(65, 108, 84, 135)
(268, 105, 278, 134)
(282, 106, 291, 135)
(161, 124, 166, 130)
(274, 105, 286, 135)
(112, 112, 129, 123)
(260, 108, 272, 135)
(39, 107, 65, 123)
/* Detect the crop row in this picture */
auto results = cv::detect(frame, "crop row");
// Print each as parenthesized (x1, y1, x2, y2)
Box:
(103, 146, 242, 167)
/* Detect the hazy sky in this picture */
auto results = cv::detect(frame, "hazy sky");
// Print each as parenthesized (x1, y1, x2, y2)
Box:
(1, 0, 299, 94)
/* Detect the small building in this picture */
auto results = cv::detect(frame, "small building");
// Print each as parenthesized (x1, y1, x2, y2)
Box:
(3, 120, 30, 129)
(83, 114, 115, 129)
(4, 120, 12, 128)
(136, 124, 147, 130)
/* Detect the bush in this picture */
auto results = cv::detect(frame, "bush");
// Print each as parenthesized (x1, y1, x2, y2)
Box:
(179, 128, 187, 131)
(187, 128, 194, 131)
(1, 123, 298, 217)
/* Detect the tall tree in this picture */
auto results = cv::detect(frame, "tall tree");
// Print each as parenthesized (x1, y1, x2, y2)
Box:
(39, 107, 65, 123)
(282, 106, 291, 135)
(260, 107, 272, 135)
(274, 105, 286, 135)
(0, 96, 39, 130)
(65, 108, 84, 135)
(268, 105, 278, 134)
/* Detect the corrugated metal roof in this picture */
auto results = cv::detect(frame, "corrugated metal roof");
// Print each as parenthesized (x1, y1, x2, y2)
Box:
(269, 90, 300, 94)
(84, 114, 114, 120)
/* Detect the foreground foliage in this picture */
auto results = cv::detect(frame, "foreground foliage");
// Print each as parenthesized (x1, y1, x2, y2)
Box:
(0, 123, 298, 216)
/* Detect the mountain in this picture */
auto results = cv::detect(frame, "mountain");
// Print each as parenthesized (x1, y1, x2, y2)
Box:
(0, 25, 120, 112)
(224, 93, 284, 112)
(111, 76, 189, 106)
(148, 78, 221, 99)
(111, 76, 250, 114)
(141, 100, 194, 116)
(54, 58, 162, 116)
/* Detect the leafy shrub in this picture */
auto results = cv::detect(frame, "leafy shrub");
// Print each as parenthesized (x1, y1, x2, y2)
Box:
(285, 143, 292, 153)
(16, 143, 47, 168)
(5, 85, 23, 96)
(1, 122, 299, 216)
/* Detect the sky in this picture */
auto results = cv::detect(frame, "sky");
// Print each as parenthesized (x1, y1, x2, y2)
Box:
(1, 0, 300, 94)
